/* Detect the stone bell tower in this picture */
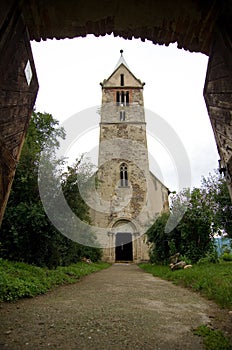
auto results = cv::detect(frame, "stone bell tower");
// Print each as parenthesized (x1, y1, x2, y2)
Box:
(91, 51, 169, 263)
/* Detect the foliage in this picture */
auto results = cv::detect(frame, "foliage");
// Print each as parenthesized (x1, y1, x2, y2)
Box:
(179, 255, 192, 265)
(221, 253, 232, 262)
(146, 211, 184, 264)
(146, 212, 172, 264)
(201, 171, 232, 237)
(0, 111, 101, 267)
(147, 171, 231, 264)
(173, 187, 215, 263)
(197, 251, 219, 265)
(194, 325, 232, 350)
(139, 262, 232, 309)
(61, 155, 96, 225)
(0, 259, 110, 302)
(9, 112, 65, 205)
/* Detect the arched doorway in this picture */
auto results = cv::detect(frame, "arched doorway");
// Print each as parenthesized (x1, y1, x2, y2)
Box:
(111, 220, 136, 262)
(115, 232, 133, 262)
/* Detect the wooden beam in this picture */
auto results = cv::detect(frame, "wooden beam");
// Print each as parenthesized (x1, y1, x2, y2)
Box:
(0, 1, 38, 225)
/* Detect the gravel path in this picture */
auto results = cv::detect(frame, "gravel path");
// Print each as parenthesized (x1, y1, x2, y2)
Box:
(0, 264, 231, 350)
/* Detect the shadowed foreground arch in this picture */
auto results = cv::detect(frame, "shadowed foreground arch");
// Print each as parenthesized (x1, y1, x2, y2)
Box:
(0, 0, 231, 224)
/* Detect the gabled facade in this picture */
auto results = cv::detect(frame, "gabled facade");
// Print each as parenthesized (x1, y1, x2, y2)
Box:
(90, 51, 169, 263)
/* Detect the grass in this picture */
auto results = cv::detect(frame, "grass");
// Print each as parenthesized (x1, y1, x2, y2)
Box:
(194, 325, 232, 350)
(139, 262, 232, 309)
(0, 259, 110, 302)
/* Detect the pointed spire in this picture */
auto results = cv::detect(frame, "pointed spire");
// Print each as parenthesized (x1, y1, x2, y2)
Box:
(114, 49, 129, 71)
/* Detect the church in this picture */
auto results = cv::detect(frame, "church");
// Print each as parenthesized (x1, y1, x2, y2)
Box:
(90, 51, 169, 263)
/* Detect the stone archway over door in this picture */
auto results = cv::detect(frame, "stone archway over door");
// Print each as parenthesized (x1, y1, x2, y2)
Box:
(115, 232, 133, 261)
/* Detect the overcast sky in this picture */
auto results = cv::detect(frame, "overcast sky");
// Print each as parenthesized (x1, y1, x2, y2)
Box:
(31, 34, 219, 192)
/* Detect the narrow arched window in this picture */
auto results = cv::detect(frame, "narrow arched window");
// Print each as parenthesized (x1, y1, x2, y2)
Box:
(126, 91, 129, 105)
(120, 163, 128, 187)
(116, 91, 120, 105)
(120, 74, 124, 86)
(120, 111, 125, 121)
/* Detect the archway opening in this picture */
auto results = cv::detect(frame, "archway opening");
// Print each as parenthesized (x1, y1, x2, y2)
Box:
(115, 232, 133, 262)
(31, 34, 219, 191)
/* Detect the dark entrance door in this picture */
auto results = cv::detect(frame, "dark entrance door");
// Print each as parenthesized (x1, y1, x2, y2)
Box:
(115, 232, 133, 261)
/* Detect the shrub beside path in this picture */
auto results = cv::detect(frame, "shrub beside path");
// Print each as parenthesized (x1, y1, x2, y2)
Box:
(0, 264, 231, 349)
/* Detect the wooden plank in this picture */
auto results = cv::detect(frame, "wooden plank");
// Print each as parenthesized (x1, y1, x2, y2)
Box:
(0, 136, 17, 168)
(0, 2, 38, 225)
(0, 0, 15, 29)
(204, 22, 232, 199)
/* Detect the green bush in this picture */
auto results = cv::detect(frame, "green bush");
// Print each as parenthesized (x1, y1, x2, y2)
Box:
(179, 255, 192, 265)
(197, 251, 219, 265)
(0, 259, 110, 302)
(221, 253, 232, 262)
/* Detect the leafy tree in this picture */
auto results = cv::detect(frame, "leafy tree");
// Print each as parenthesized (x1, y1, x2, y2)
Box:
(148, 171, 232, 264)
(0, 112, 65, 266)
(201, 171, 232, 237)
(176, 187, 215, 262)
(61, 156, 95, 224)
(8, 112, 65, 205)
(147, 212, 177, 264)
(0, 112, 101, 267)
(61, 158, 102, 262)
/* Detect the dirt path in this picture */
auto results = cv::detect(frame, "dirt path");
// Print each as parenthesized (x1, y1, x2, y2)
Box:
(0, 264, 231, 350)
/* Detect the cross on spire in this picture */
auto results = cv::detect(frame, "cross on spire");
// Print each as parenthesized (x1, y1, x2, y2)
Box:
(114, 49, 129, 70)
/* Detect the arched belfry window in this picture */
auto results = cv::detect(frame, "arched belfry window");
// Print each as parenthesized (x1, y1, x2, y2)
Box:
(120, 163, 128, 187)
(121, 91, 125, 104)
(116, 91, 130, 106)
